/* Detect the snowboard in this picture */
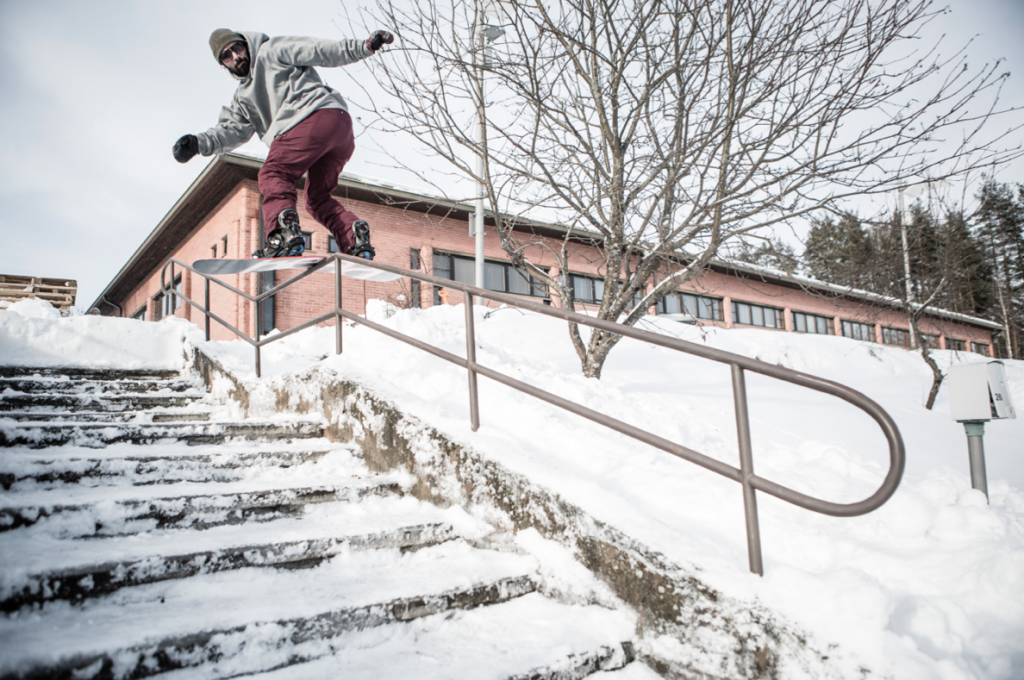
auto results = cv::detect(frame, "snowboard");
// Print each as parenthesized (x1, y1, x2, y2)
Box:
(192, 256, 406, 282)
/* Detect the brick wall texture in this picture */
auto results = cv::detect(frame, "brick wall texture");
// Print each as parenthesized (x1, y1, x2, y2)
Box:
(118, 177, 995, 355)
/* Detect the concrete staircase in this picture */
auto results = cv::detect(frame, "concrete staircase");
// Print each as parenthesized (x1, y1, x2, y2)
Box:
(0, 367, 635, 679)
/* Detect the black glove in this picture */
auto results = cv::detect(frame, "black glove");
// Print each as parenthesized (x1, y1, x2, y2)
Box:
(173, 134, 199, 163)
(366, 30, 394, 53)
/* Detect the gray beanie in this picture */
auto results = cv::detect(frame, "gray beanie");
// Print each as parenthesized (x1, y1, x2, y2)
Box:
(210, 29, 245, 62)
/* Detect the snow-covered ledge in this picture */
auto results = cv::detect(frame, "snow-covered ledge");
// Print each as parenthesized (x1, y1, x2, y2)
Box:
(191, 346, 839, 680)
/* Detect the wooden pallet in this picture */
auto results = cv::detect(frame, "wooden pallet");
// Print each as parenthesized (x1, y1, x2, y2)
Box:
(0, 274, 77, 313)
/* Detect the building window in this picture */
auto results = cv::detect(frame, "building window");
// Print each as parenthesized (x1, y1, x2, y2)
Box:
(131, 305, 146, 321)
(971, 341, 989, 356)
(566, 273, 643, 308)
(920, 333, 940, 350)
(433, 252, 547, 299)
(733, 300, 785, 329)
(153, 292, 164, 321)
(568, 273, 604, 304)
(882, 327, 910, 347)
(161, 276, 183, 319)
(210, 245, 217, 258)
(792, 311, 834, 335)
(410, 249, 421, 309)
(946, 337, 966, 352)
(328, 235, 339, 253)
(221, 235, 228, 257)
(841, 320, 874, 341)
(659, 292, 723, 321)
(301, 231, 313, 251)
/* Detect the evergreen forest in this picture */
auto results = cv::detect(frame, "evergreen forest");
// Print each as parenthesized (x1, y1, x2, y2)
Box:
(797, 180, 1024, 359)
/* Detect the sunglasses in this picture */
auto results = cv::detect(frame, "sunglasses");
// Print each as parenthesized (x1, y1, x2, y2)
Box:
(220, 42, 246, 63)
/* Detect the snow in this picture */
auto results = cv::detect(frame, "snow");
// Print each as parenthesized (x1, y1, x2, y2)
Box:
(3, 298, 1024, 679)
(0, 299, 193, 370)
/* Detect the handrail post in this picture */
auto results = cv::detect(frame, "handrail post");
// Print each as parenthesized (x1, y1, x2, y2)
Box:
(336, 255, 343, 355)
(254, 272, 262, 378)
(255, 281, 263, 345)
(169, 261, 176, 318)
(732, 363, 764, 576)
(204, 278, 210, 341)
(465, 293, 480, 431)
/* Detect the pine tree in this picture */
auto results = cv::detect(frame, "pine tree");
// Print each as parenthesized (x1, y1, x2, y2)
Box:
(732, 240, 800, 275)
(974, 180, 1024, 359)
(803, 213, 874, 289)
(803, 202, 997, 409)
(936, 210, 993, 317)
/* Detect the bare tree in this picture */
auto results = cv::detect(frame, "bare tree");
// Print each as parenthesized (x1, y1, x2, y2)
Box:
(356, 0, 1019, 378)
(905, 279, 948, 410)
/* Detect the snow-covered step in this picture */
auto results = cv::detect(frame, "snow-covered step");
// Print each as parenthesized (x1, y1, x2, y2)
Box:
(2, 474, 402, 535)
(0, 540, 540, 680)
(0, 367, 182, 381)
(0, 443, 341, 492)
(1, 440, 382, 531)
(0, 376, 201, 395)
(0, 392, 202, 412)
(239, 594, 634, 680)
(0, 409, 212, 423)
(2, 497, 459, 611)
(0, 418, 325, 448)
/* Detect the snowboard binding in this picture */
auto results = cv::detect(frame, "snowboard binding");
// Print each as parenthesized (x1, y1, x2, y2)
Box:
(348, 220, 375, 260)
(252, 209, 306, 259)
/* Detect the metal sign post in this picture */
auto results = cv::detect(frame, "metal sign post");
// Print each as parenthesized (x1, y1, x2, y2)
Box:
(948, 361, 1017, 503)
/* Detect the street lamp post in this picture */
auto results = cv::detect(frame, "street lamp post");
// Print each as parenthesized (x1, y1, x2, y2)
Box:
(471, 4, 504, 292)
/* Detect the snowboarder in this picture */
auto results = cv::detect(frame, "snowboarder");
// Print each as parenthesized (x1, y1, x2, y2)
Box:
(172, 28, 394, 260)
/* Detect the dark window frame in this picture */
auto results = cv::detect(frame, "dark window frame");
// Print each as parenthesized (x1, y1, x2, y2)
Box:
(840, 319, 874, 342)
(658, 291, 723, 321)
(564, 272, 643, 308)
(159, 275, 183, 320)
(409, 249, 421, 309)
(732, 300, 785, 329)
(131, 305, 146, 321)
(971, 341, 989, 356)
(432, 251, 548, 302)
(881, 326, 910, 347)
(152, 291, 164, 321)
(946, 337, 966, 352)
(792, 311, 834, 335)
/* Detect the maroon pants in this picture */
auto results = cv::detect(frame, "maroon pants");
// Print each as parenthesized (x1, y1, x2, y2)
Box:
(258, 108, 359, 253)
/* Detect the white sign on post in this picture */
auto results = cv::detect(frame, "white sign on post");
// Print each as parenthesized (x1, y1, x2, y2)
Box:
(948, 361, 1016, 422)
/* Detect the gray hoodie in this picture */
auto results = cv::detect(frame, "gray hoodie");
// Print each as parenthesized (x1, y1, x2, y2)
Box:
(196, 31, 372, 156)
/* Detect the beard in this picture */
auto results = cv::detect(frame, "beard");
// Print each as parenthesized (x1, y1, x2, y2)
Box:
(228, 58, 250, 78)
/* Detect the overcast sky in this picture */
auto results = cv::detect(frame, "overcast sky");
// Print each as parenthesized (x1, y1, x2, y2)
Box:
(0, 0, 1021, 313)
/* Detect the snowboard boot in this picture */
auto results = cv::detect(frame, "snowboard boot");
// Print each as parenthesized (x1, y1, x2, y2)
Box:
(252, 209, 306, 258)
(348, 220, 376, 260)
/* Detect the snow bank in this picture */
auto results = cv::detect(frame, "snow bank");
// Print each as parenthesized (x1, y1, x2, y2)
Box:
(0, 300, 192, 370)
(4, 299, 1021, 678)
(197, 301, 1024, 680)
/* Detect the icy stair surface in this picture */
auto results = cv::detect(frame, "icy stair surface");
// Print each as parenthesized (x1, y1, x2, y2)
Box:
(0, 366, 636, 679)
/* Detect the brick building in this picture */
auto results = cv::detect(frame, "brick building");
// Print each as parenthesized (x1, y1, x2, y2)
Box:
(90, 153, 1000, 356)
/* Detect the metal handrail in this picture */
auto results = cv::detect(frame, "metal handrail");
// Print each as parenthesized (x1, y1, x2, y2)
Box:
(161, 252, 906, 575)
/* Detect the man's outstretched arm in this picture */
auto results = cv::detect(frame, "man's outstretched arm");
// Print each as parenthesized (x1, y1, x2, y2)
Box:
(269, 31, 394, 69)
(173, 104, 255, 163)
